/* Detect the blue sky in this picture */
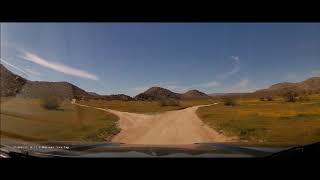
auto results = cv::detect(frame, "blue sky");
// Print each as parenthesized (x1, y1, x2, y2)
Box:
(1, 23, 320, 96)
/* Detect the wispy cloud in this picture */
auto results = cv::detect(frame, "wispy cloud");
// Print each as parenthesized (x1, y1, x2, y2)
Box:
(0, 58, 29, 76)
(284, 73, 300, 82)
(191, 81, 220, 88)
(218, 56, 241, 80)
(24, 68, 41, 76)
(310, 70, 320, 77)
(20, 51, 99, 80)
(202, 81, 220, 88)
(230, 56, 239, 61)
(224, 78, 258, 93)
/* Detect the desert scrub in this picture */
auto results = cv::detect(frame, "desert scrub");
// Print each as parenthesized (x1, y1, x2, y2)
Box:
(158, 98, 181, 107)
(85, 123, 120, 142)
(41, 96, 61, 110)
(222, 97, 237, 106)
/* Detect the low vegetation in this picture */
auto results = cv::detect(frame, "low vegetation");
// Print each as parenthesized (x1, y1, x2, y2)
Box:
(222, 97, 237, 106)
(78, 98, 214, 114)
(41, 96, 61, 110)
(282, 91, 299, 102)
(197, 94, 320, 145)
(158, 98, 181, 107)
(1, 97, 119, 142)
(260, 96, 273, 101)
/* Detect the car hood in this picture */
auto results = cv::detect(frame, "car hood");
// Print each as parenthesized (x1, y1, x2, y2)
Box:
(0, 138, 293, 158)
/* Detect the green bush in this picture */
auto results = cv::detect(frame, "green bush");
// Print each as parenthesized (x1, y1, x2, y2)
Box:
(299, 95, 310, 101)
(41, 96, 61, 110)
(282, 91, 299, 102)
(266, 96, 273, 101)
(222, 97, 237, 106)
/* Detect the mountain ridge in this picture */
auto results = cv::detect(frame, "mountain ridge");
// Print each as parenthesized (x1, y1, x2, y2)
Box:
(0, 64, 133, 100)
(134, 87, 210, 100)
(2, 64, 319, 100)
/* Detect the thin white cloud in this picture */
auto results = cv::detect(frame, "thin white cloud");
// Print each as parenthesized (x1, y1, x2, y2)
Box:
(202, 81, 220, 88)
(234, 79, 249, 88)
(224, 78, 258, 93)
(20, 51, 99, 80)
(219, 56, 241, 80)
(24, 68, 41, 76)
(310, 70, 320, 77)
(284, 73, 299, 82)
(0, 58, 28, 76)
(230, 56, 239, 61)
(189, 81, 220, 89)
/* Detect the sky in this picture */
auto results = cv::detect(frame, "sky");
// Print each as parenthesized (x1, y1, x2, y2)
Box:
(1, 23, 320, 96)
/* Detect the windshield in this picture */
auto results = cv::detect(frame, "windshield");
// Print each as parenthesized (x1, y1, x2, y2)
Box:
(1, 23, 320, 157)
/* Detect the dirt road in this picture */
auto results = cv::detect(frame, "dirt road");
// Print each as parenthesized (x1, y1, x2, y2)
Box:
(72, 101, 232, 145)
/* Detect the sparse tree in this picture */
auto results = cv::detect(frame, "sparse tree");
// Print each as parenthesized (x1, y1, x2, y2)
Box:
(299, 94, 310, 101)
(282, 91, 299, 102)
(222, 97, 237, 106)
(41, 95, 61, 110)
(266, 96, 273, 101)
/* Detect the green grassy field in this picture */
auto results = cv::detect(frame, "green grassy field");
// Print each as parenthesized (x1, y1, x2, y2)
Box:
(78, 99, 214, 114)
(197, 95, 320, 145)
(0, 97, 119, 142)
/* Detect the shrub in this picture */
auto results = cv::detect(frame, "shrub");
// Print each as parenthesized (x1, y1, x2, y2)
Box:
(282, 91, 299, 102)
(259, 97, 265, 101)
(158, 98, 180, 106)
(299, 95, 310, 101)
(266, 96, 273, 101)
(41, 96, 61, 110)
(222, 97, 236, 106)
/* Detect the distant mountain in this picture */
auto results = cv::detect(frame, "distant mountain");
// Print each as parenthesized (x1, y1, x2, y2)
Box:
(135, 87, 182, 100)
(182, 90, 209, 99)
(253, 77, 320, 97)
(135, 87, 211, 100)
(88, 92, 101, 96)
(1, 64, 90, 99)
(4, 63, 318, 101)
(17, 81, 90, 99)
(104, 94, 134, 101)
(0, 64, 133, 101)
(209, 93, 227, 97)
(0, 64, 27, 96)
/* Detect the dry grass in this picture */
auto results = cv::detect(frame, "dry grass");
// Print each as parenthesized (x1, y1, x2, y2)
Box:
(1, 97, 119, 142)
(197, 94, 320, 145)
(78, 99, 214, 114)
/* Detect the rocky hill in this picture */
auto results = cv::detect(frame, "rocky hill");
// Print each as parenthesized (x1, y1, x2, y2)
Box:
(182, 89, 209, 99)
(0, 64, 134, 100)
(135, 87, 210, 100)
(1, 64, 27, 96)
(17, 81, 90, 99)
(253, 77, 320, 97)
(104, 94, 134, 101)
(135, 87, 182, 100)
